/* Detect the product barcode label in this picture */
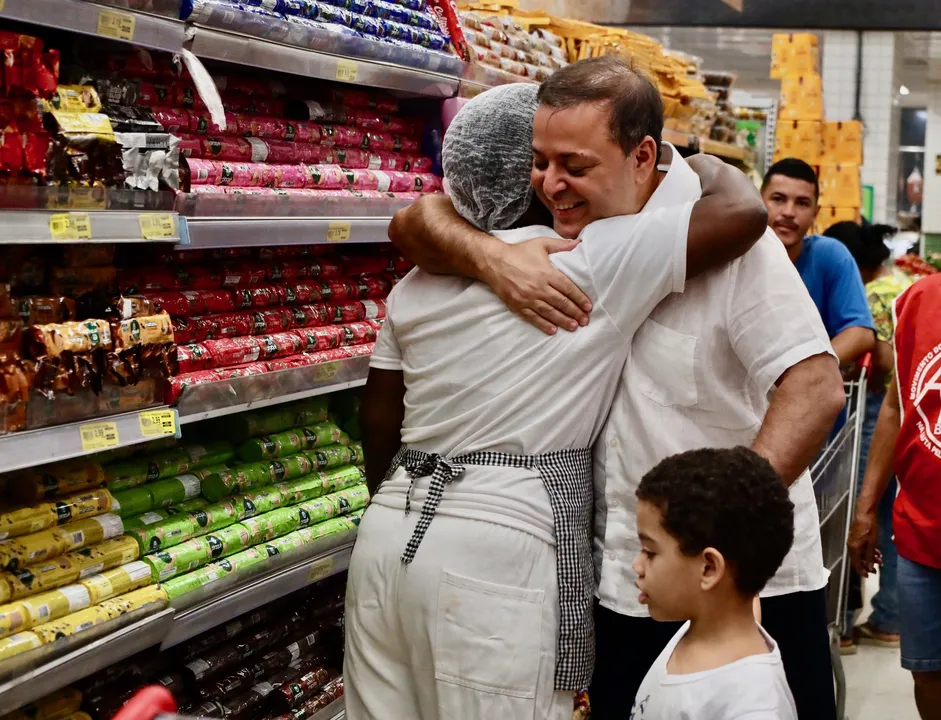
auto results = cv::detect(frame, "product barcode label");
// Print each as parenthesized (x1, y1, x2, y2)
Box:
(139, 409, 177, 438)
(97, 9, 136, 41)
(49, 212, 92, 241)
(80, 563, 104, 579)
(79, 421, 120, 451)
(62, 585, 91, 611)
(126, 561, 151, 582)
(0, 1, 6, 12)
(37, 605, 49, 619)
(306, 557, 334, 584)
(326, 221, 351, 243)
(70, 531, 85, 545)
(138, 214, 175, 240)
(335, 60, 358, 83)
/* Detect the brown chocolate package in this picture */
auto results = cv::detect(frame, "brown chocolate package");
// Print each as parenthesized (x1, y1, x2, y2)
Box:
(112, 313, 174, 350)
(0, 285, 14, 319)
(64, 245, 115, 268)
(15, 296, 76, 325)
(26, 319, 112, 357)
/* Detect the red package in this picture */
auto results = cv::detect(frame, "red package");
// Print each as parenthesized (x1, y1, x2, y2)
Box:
(177, 343, 215, 373)
(330, 89, 398, 113)
(189, 111, 239, 136)
(188, 158, 222, 185)
(319, 124, 365, 149)
(266, 354, 316, 372)
(205, 336, 261, 367)
(284, 121, 321, 144)
(267, 261, 309, 283)
(176, 135, 204, 158)
(306, 259, 344, 279)
(267, 141, 326, 165)
(341, 256, 393, 276)
(273, 165, 308, 189)
(166, 369, 223, 404)
(21, 132, 49, 176)
(354, 275, 395, 299)
(174, 85, 207, 109)
(211, 311, 255, 338)
(222, 263, 267, 287)
(347, 341, 376, 357)
(293, 326, 341, 352)
(234, 285, 286, 309)
(152, 106, 191, 133)
(362, 131, 419, 153)
(257, 331, 304, 359)
(251, 308, 295, 334)
(239, 115, 287, 139)
(291, 304, 331, 328)
(143, 291, 194, 316)
(283, 282, 320, 305)
(31, 50, 59, 99)
(203, 137, 253, 161)
(0, 131, 24, 172)
(192, 290, 236, 314)
(214, 361, 268, 380)
(172, 315, 221, 344)
(328, 300, 387, 323)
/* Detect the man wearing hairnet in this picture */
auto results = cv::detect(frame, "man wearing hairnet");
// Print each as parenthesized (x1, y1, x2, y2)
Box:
(344, 60, 772, 719)
(388, 57, 845, 720)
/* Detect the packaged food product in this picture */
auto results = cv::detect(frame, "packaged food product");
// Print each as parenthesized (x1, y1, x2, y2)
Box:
(15, 296, 76, 325)
(0, 631, 42, 660)
(111, 487, 155, 518)
(238, 487, 285, 518)
(0, 601, 29, 639)
(4, 687, 82, 720)
(126, 513, 199, 554)
(12, 462, 106, 503)
(25, 320, 112, 357)
(0, 504, 59, 541)
(98, 584, 167, 616)
(0, 512, 121, 571)
(204, 523, 251, 560)
(80, 560, 153, 603)
(18, 584, 91, 628)
(148, 475, 202, 508)
(65, 536, 140, 582)
(143, 539, 212, 582)
(31, 605, 111, 644)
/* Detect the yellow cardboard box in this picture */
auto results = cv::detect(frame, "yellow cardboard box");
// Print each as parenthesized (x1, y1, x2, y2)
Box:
(821, 121, 863, 165)
(814, 207, 861, 236)
(771, 33, 819, 79)
(779, 74, 823, 121)
(774, 120, 823, 165)
(818, 164, 862, 208)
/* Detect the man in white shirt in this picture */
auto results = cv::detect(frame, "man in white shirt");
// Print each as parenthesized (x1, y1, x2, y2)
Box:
(390, 64, 845, 720)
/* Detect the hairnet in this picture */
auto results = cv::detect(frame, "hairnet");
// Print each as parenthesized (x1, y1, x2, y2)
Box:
(442, 83, 538, 231)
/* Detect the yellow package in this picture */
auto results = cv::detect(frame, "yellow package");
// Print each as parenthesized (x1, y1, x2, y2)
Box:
(31, 605, 111, 644)
(55, 513, 124, 554)
(80, 561, 153, 604)
(779, 74, 823, 121)
(4, 557, 80, 600)
(0, 505, 58, 542)
(0, 531, 70, 572)
(774, 120, 822, 165)
(822, 121, 864, 165)
(814, 207, 861, 235)
(54, 489, 113, 524)
(20, 584, 92, 627)
(100, 585, 167, 619)
(819, 164, 862, 208)
(0, 631, 42, 660)
(3, 686, 82, 720)
(771, 33, 819, 79)
(0, 576, 11, 604)
(14, 462, 106, 504)
(69, 536, 140, 580)
(0, 602, 29, 639)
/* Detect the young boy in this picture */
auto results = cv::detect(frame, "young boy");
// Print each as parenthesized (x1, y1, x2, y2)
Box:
(630, 447, 798, 719)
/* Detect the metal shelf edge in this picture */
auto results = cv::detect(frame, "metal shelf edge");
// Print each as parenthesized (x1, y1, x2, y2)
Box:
(180, 217, 392, 249)
(0, 210, 182, 245)
(0, 407, 179, 475)
(162, 535, 355, 649)
(311, 696, 346, 720)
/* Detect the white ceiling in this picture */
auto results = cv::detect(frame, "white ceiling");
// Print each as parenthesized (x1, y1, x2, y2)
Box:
(631, 27, 937, 107)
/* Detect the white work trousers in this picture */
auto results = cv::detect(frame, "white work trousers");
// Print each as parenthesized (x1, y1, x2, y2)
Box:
(344, 503, 573, 720)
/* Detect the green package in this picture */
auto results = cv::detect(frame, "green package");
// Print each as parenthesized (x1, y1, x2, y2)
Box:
(104, 458, 159, 492)
(307, 443, 361, 472)
(175, 498, 210, 513)
(320, 465, 366, 494)
(200, 467, 265, 504)
(269, 453, 316, 483)
(184, 441, 235, 469)
(236, 429, 305, 463)
(216, 546, 266, 573)
(299, 423, 348, 450)
(261, 533, 304, 556)
(149, 475, 201, 508)
(304, 513, 362, 542)
(143, 538, 212, 582)
(127, 514, 199, 554)
(203, 524, 251, 560)
(111, 488, 154, 518)
(239, 514, 275, 545)
(241, 507, 300, 545)
(238, 487, 285, 519)
(161, 568, 212, 601)
(189, 500, 240, 534)
(220, 408, 296, 443)
(191, 464, 230, 481)
(333, 485, 370, 516)
(295, 497, 340, 527)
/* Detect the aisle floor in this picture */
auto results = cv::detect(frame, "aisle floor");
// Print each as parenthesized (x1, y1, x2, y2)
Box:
(844, 645, 918, 719)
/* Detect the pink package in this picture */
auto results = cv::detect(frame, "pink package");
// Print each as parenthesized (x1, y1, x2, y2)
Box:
(284, 121, 322, 144)
(190, 185, 226, 195)
(372, 152, 432, 172)
(414, 173, 442, 192)
(320, 125, 365, 148)
(187, 158, 222, 185)
(263, 140, 319, 164)
(362, 131, 419, 153)
(203, 137, 253, 161)
(152, 106, 191, 133)
(219, 162, 265, 187)
(274, 164, 309, 189)
(189, 111, 239, 136)
(324, 148, 371, 169)
(239, 115, 287, 139)
(176, 134, 204, 158)
(304, 165, 347, 189)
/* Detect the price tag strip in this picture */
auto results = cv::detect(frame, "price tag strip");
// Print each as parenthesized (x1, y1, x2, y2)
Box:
(335, 60, 359, 83)
(79, 421, 120, 451)
(97, 9, 136, 41)
(139, 409, 178, 438)
(49, 213, 92, 241)
(306, 557, 334, 585)
(326, 221, 351, 243)
(139, 214, 176, 240)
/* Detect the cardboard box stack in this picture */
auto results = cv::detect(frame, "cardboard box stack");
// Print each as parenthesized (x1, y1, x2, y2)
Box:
(771, 33, 864, 234)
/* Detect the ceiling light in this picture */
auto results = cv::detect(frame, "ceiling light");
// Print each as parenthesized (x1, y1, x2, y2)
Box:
(900, 85, 911, 95)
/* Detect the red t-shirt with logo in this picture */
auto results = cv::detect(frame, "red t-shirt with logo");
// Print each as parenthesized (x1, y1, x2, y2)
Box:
(893, 274, 941, 569)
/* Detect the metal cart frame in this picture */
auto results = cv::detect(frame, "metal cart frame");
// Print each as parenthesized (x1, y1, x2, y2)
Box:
(811, 355, 872, 720)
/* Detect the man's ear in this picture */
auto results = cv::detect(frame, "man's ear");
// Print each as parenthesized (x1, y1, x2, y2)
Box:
(633, 136, 659, 183)
(700, 547, 726, 592)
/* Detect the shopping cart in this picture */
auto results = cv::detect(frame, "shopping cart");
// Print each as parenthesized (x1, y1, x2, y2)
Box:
(811, 353, 872, 720)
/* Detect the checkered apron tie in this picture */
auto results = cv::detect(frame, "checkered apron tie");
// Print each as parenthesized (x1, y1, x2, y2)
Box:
(387, 446, 595, 691)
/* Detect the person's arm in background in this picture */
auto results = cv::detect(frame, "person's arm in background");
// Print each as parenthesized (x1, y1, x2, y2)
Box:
(389, 155, 766, 334)
(726, 235, 844, 486)
(825, 243, 877, 365)
(360, 368, 405, 496)
(848, 376, 901, 576)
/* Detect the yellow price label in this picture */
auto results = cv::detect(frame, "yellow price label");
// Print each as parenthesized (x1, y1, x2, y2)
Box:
(139, 409, 177, 438)
(326, 221, 351, 243)
(335, 60, 359, 84)
(79, 421, 120, 451)
(97, 9, 136, 41)
(139, 214, 176, 240)
(306, 557, 334, 585)
(49, 213, 92, 241)
(0, 1, 6, 12)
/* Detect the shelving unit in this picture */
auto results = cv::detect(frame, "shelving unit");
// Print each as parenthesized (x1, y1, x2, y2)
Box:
(180, 217, 393, 249)
(0, 210, 182, 245)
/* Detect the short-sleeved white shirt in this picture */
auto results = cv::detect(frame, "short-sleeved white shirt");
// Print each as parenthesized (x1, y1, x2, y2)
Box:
(631, 621, 798, 720)
(370, 149, 695, 541)
(594, 155, 833, 615)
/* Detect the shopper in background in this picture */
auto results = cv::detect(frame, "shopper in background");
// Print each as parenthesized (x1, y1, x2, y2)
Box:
(828, 221, 910, 653)
(389, 59, 844, 720)
(347, 72, 769, 720)
(761, 158, 876, 365)
(848, 273, 941, 720)
(630, 448, 798, 720)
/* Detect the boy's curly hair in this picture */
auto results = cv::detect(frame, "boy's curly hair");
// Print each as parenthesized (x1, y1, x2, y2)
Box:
(636, 446, 795, 596)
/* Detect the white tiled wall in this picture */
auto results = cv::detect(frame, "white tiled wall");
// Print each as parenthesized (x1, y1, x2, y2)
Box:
(822, 32, 901, 224)
(922, 84, 941, 233)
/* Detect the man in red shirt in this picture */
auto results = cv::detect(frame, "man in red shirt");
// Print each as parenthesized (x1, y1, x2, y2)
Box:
(849, 273, 941, 719)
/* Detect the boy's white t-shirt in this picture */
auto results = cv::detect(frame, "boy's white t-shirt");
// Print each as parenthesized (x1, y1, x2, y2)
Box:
(631, 621, 798, 720)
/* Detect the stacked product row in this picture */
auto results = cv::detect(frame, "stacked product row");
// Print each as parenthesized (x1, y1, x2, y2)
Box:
(118, 244, 404, 402)
(16, 575, 347, 719)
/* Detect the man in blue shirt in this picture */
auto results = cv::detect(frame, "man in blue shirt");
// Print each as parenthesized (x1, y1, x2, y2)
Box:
(761, 159, 875, 365)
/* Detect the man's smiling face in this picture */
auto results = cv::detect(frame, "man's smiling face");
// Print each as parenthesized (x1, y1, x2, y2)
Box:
(531, 101, 640, 239)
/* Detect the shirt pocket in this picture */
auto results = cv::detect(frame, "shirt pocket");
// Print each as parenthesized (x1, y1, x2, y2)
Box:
(633, 320, 698, 408)
(435, 570, 544, 698)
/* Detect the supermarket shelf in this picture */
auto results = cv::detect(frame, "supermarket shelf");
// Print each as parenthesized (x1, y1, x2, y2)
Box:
(176, 354, 371, 424)
(181, 217, 392, 249)
(189, 25, 462, 98)
(0, 0, 185, 53)
(663, 128, 693, 149)
(0, 407, 180, 475)
(0, 210, 182, 245)
(699, 138, 751, 162)
(162, 531, 355, 649)
(312, 697, 346, 720)
(0, 608, 174, 715)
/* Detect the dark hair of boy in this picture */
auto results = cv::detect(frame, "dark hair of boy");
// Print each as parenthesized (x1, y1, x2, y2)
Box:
(762, 158, 820, 199)
(824, 220, 895, 273)
(636, 446, 795, 596)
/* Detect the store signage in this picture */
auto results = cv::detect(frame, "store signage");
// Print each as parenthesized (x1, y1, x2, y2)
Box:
(614, 0, 941, 30)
